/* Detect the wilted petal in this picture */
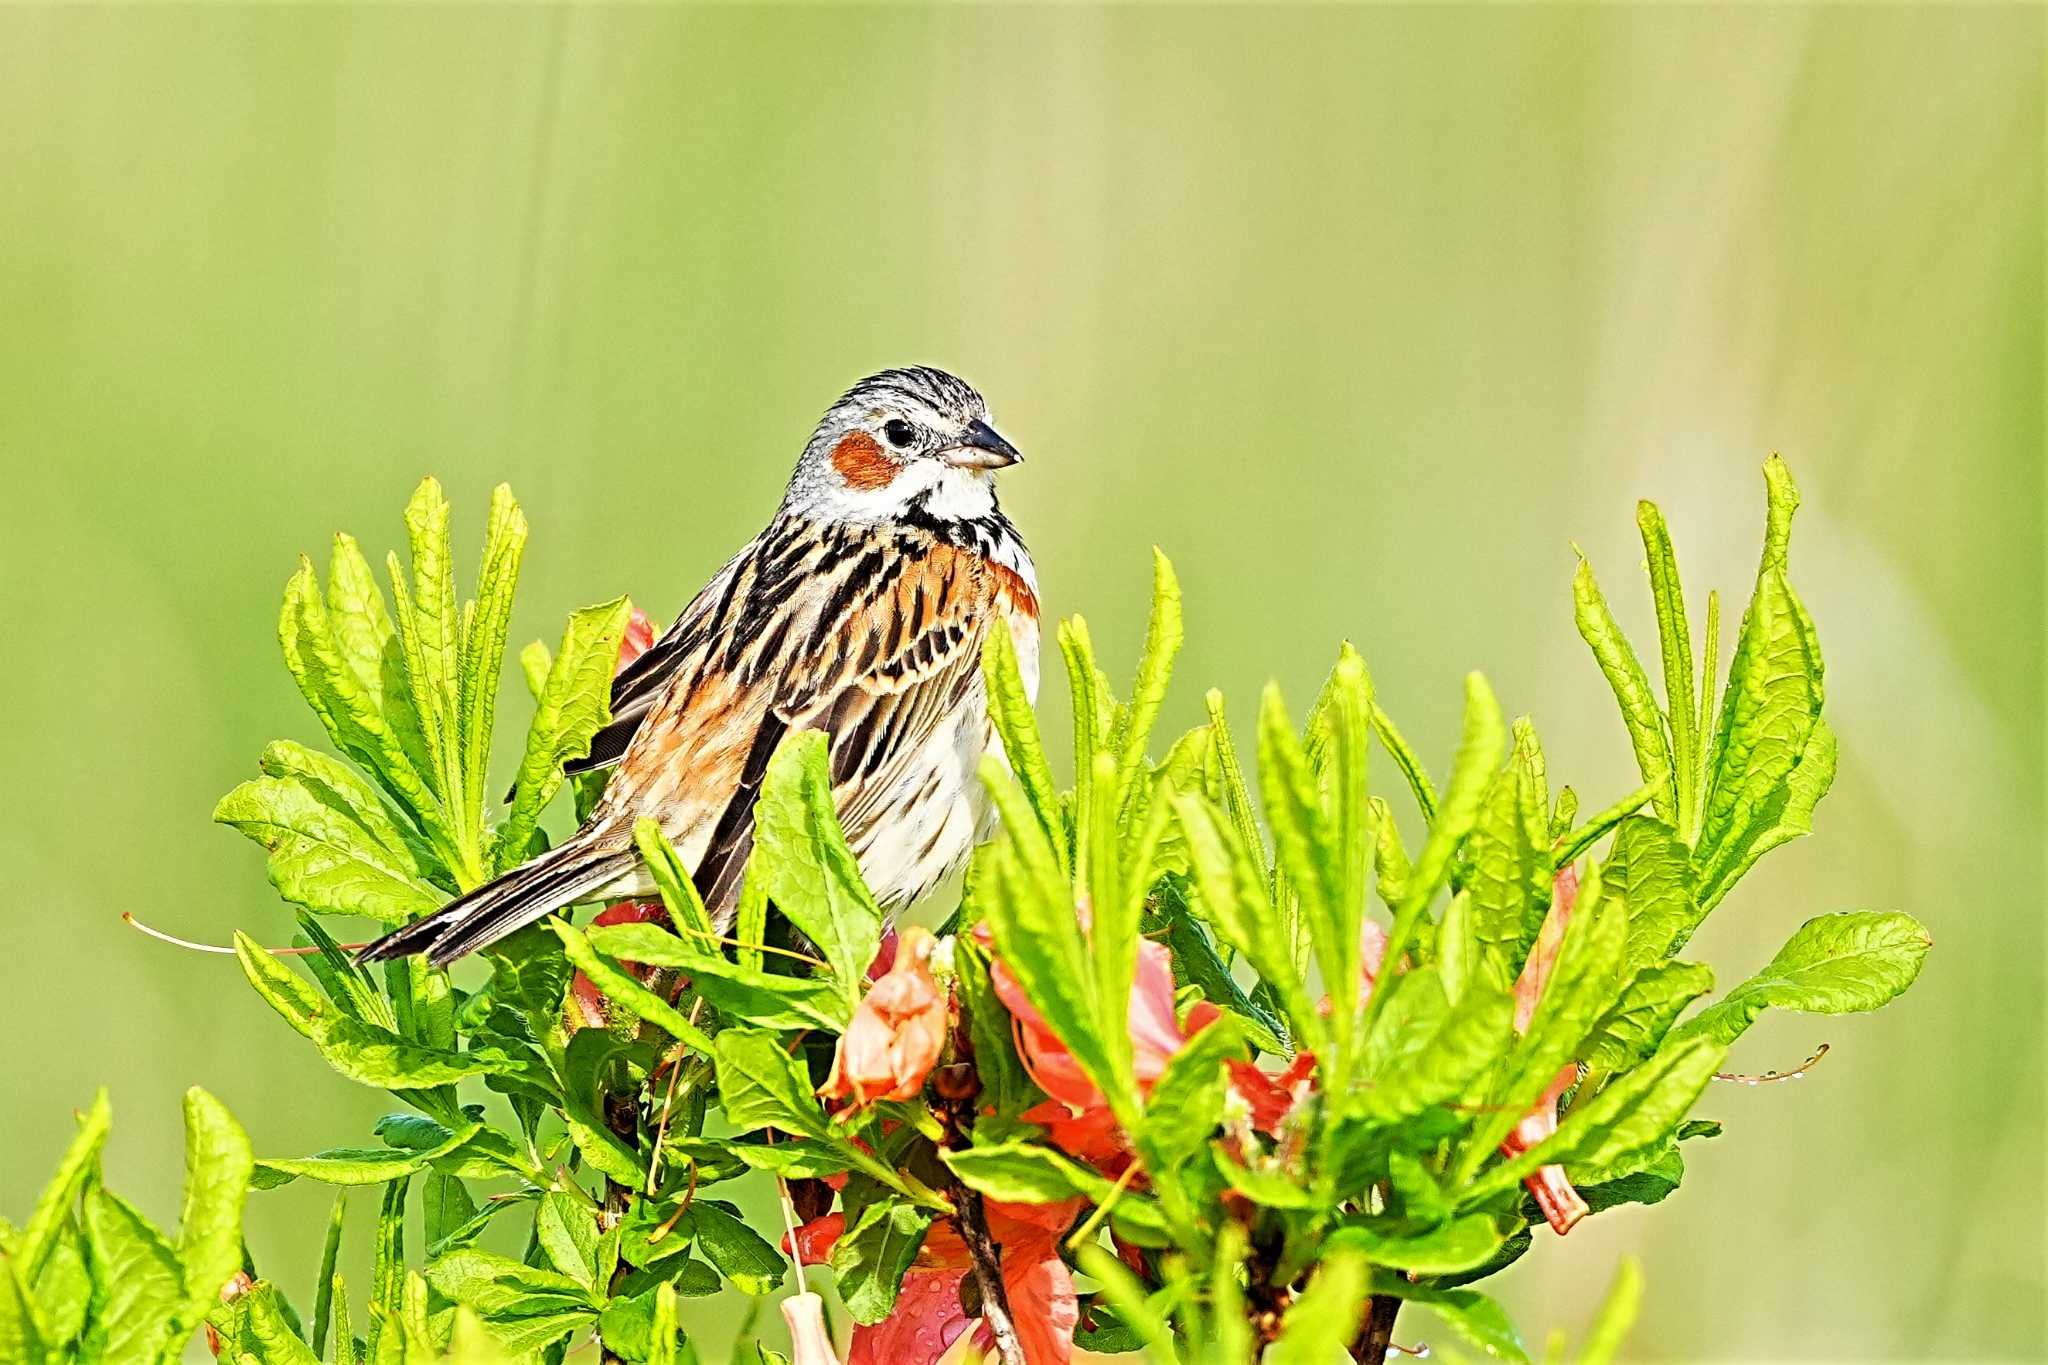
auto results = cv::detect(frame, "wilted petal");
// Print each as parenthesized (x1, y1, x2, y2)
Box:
(618, 604, 658, 668)
(782, 1291, 841, 1365)
(821, 927, 948, 1106)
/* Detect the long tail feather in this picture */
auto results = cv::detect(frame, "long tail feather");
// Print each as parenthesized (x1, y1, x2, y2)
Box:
(357, 838, 634, 968)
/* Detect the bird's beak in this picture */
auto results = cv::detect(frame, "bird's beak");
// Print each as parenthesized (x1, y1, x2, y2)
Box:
(943, 419, 1023, 470)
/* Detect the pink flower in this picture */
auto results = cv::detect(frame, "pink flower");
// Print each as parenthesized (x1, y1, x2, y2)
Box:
(619, 603, 657, 668)
(790, 1199, 1083, 1365)
(1499, 863, 1590, 1235)
(820, 927, 948, 1106)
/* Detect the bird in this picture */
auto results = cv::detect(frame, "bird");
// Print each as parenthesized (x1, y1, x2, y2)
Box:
(358, 367, 1037, 968)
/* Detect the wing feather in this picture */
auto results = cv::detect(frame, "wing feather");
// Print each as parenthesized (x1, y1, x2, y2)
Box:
(586, 522, 1009, 920)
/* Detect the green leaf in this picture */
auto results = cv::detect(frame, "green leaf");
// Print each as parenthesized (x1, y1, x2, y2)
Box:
(458, 485, 528, 833)
(955, 940, 1035, 1120)
(1370, 1274, 1530, 1364)
(77, 1186, 180, 1364)
(649, 1283, 682, 1365)
(1353, 969, 1515, 1128)
(713, 1030, 833, 1144)
(1637, 501, 1698, 836)
(1460, 877, 1627, 1175)
(1696, 716, 1837, 914)
(749, 730, 883, 1013)
(981, 614, 1062, 865)
(1327, 1214, 1507, 1275)
(587, 920, 846, 1033)
(829, 1201, 934, 1325)
(1574, 553, 1675, 825)
(1582, 961, 1715, 1072)
(1391, 674, 1505, 942)
(1213, 1151, 1322, 1211)
(1696, 567, 1822, 879)
(1551, 780, 1658, 872)
(422, 1249, 597, 1317)
(686, 1202, 786, 1297)
(1111, 547, 1185, 819)
(1603, 816, 1700, 970)
(1672, 912, 1931, 1048)
(501, 596, 633, 865)
(253, 1122, 484, 1190)
(535, 1191, 601, 1291)
(1464, 724, 1552, 987)
(32, 1224, 88, 1352)
(206, 1281, 320, 1365)
(975, 770, 1124, 1121)
(236, 934, 529, 1089)
(633, 818, 717, 946)
(1267, 1249, 1369, 1364)
(1578, 1257, 1645, 1365)
(941, 1143, 1104, 1205)
(561, 1031, 652, 1187)
(173, 1088, 253, 1344)
(312, 1191, 345, 1360)
(1174, 793, 1319, 1046)
(278, 556, 445, 844)
(1139, 1015, 1243, 1173)
(551, 921, 718, 1053)
(16, 1088, 110, 1285)
(1369, 696, 1440, 824)
(1473, 1038, 1725, 1202)
(1256, 681, 1341, 997)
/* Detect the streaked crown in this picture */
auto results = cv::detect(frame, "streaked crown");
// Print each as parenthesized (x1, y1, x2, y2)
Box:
(784, 367, 1022, 524)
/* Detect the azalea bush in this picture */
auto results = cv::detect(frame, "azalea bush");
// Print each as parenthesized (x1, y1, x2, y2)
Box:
(3, 460, 1929, 1364)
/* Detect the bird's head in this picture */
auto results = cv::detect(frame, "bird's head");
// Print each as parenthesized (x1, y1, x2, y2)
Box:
(786, 367, 1022, 525)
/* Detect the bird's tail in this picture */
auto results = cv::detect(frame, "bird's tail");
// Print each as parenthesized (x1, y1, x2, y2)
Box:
(357, 836, 636, 968)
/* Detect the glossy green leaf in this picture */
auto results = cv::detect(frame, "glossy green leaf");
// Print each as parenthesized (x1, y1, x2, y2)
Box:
(253, 1122, 483, 1190)
(1637, 501, 1698, 836)
(679, 1201, 784, 1297)
(236, 933, 527, 1088)
(458, 485, 527, 832)
(829, 1200, 933, 1325)
(750, 730, 883, 1013)
(1327, 1213, 1507, 1275)
(1266, 1249, 1368, 1364)
(981, 613, 1062, 862)
(1582, 961, 1714, 1072)
(1672, 912, 1931, 1048)
(79, 1186, 181, 1364)
(586, 920, 846, 1033)
(1574, 554, 1675, 825)
(1603, 816, 1699, 970)
(500, 595, 633, 865)
(1371, 1274, 1530, 1364)
(551, 920, 718, 1053)
(165, 1088, 253, 1350)
(16, 1088, 110, 1285)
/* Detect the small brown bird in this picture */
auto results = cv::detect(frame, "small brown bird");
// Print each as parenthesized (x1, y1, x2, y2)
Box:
(360, 368, 1037, 966)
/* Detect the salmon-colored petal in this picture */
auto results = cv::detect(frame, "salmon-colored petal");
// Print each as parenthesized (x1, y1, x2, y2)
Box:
(849, 1269, 972, 1365)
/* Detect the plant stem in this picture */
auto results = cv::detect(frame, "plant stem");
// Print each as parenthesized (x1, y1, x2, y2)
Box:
(951, 1179, 1026, 1365)
(1352, 1295, 1401, 1364)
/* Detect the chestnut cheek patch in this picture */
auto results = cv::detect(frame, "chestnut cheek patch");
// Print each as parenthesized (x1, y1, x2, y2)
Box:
(830, 432, 898, 490)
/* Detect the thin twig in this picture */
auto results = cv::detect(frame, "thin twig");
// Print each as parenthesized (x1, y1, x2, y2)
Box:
(1352, 1294, 1402, 1364)
(951, 1180, 1025, 1365)
(644, 998, 707, 1195)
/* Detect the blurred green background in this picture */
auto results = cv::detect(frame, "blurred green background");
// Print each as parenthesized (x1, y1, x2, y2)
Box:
(2, 5, 2040, 1361)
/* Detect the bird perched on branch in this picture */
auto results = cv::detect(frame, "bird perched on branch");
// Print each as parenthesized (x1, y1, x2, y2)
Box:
(360, 367, 1036, 966)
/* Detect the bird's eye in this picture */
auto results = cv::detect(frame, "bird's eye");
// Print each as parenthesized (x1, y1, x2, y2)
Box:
(881, 419, 917, 449)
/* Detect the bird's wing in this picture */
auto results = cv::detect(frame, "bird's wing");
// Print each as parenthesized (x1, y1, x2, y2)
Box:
(588, 520, 1023, 917)
(563, 542, 757, 778)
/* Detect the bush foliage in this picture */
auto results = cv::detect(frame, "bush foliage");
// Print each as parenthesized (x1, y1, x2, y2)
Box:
(2, 460, 1927, 1364)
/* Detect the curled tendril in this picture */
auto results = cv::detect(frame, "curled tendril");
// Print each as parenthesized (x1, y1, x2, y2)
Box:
(1714, 1042, 1830, 1085)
